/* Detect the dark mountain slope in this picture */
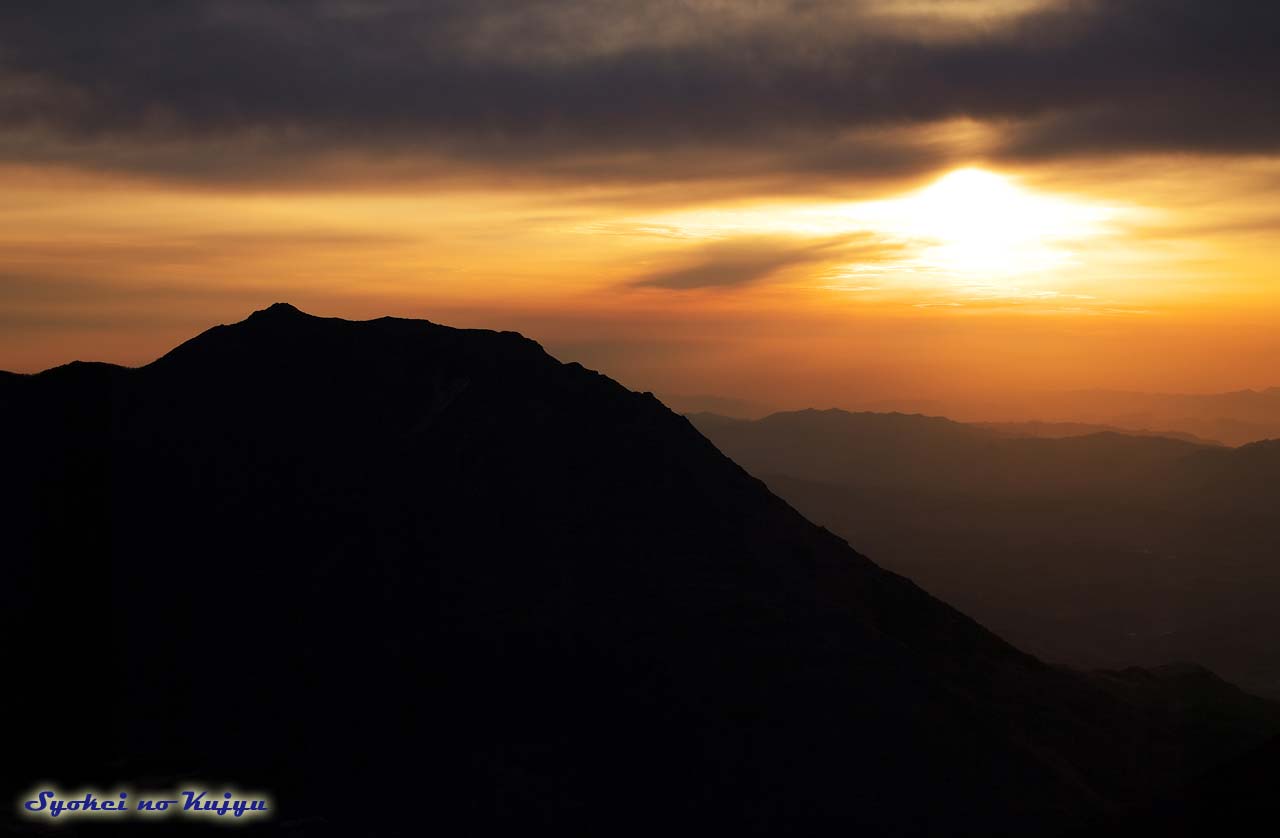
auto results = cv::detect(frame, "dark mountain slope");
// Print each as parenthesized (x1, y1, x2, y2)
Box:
(1082, 732, 1280, 837)
(4, 305, 1277, 835)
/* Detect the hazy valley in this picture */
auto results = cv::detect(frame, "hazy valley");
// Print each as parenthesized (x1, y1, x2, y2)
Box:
(692, 409, 1280, 698)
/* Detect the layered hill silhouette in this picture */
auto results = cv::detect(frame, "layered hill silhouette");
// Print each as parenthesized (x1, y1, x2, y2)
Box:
(4, 305, 1278, 836)
(1040, 387, 1280, 447)
(691, 409, 1280, 698)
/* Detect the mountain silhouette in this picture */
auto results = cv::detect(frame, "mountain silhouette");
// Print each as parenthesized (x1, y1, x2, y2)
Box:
(690, 409, 1219, 494)
(973, 420, 1222, 447)
(691, 409, 1280, 698)
(4, 305, 1277, 836)
(1048, 387, 1280, 447)
(862, 388, 1280, 447)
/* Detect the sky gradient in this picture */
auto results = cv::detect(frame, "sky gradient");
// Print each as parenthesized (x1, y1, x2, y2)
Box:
(4, 0, 1280, 408)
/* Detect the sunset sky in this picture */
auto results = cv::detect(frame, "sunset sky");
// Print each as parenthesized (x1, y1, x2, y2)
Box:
(4, 0, 1280, 409)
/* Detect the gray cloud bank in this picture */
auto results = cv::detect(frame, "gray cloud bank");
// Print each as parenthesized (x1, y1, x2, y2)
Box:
(1, 0, 1278, 185)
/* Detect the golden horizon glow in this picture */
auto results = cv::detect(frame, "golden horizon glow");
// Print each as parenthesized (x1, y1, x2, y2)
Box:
(3, 157, 1280, 405)
(608, 166, 1135, 304)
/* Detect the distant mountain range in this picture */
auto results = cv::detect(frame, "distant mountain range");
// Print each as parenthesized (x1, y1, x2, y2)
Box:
(859, 388, 1280, 447)
(974, 420, 1222, 447)
(691, 409, 1280, 699)
(1046, 387, 1280, 447)
(4, 306, 1277, 836)
(680, 385, 1280, 446)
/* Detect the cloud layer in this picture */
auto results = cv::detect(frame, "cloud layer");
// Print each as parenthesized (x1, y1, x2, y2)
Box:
(1, 0, 1278, 185)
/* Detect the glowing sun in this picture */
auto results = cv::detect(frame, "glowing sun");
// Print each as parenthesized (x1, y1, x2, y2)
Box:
(862, 168, 1115, 278)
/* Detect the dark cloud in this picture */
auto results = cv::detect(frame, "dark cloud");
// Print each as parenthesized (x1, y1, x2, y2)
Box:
(1, 0, 1278, 185)
(632, 238, 825, 290)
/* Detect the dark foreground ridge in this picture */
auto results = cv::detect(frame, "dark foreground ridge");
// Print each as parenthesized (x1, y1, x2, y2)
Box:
(3, 305, 1277, 835)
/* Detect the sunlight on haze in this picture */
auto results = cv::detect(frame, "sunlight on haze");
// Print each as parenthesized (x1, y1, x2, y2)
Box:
(846, 168, 1121, 281)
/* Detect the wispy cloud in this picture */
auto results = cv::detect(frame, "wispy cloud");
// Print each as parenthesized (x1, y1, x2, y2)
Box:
(630, 234, 902, 290)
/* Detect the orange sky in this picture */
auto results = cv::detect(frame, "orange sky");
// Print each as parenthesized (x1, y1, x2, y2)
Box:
(3, 1, 1280, 410)
(5, 154, 1279, 408)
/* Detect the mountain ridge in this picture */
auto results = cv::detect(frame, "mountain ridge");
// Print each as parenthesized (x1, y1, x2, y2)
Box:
(4, 305, 1277, 835)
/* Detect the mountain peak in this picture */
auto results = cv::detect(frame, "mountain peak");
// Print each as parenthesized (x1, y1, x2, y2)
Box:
(247, 301, 308, 321)
(7, 308, 1279, 835)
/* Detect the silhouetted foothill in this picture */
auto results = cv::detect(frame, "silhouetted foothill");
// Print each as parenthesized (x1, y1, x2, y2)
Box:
(3, 306, 1277, 836)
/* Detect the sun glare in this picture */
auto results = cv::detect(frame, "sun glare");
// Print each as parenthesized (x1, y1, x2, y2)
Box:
(855, 168, 1116, 279)
(620, 166, 1126, 302)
